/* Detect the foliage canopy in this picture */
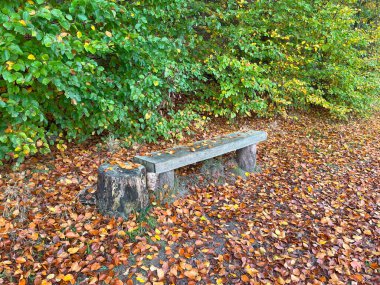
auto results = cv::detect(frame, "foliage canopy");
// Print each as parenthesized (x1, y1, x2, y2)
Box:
(1, 0, 379, 165)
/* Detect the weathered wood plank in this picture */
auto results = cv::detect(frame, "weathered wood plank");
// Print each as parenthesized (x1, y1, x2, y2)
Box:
(134, 130, 267, 173)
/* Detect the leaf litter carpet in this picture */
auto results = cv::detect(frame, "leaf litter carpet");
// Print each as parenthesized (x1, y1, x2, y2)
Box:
(0, 113, 379, 285)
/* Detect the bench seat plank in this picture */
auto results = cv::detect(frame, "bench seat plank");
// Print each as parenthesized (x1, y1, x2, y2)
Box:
(134, 130, 267, 174)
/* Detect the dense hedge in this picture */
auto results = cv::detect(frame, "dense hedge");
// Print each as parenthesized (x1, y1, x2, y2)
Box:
(1, 0, 379, 165)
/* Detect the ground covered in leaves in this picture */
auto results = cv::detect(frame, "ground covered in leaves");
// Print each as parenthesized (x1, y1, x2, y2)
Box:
(0, 112, 379, 285)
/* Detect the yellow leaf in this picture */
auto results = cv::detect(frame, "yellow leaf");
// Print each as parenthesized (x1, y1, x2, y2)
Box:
(62, 274, 74, 282)
(91, 25, 96, 31)
(245, 266, 258, 277)
(28, 54, 36, 60)
(19, 20, 26, 26)
(136, 276, 146, 283)
(318, 239, 327, 245)
(6, 61, 14, 70)
(77, 31, 82, 38)
(145, 112, 152, 120)
(105, 31, 112, 37)
(153, 80, 159, 86)
(68, 247, 79, 254)
(47, 206, 56, 213)
(30, 232, 39, 241)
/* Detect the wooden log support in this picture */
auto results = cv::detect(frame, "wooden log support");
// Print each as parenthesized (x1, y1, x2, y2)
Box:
(96, 163, 148, 218)
(236, 144, 257, 172)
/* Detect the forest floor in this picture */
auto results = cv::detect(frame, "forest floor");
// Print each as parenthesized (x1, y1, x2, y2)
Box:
(0, 111, 379, 285)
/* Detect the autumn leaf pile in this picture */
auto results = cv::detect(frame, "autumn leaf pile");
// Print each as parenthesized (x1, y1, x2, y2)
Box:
(0, 112, 379, 285)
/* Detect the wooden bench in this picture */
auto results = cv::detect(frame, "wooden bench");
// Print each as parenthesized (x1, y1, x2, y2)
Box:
(134, 130, 267, 190)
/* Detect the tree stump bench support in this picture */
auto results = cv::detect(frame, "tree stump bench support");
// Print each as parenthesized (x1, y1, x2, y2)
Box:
(134, 130, 267, 191)
(96, 163, 148, 218)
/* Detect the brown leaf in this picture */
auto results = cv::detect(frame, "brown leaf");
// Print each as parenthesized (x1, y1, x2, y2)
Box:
(157, 268, 165, 281)
(184, 269, 198, 280)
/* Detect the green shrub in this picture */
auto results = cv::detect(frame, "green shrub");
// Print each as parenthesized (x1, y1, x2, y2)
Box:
(192, 0, 379, 118)
(0, 0, 201, 166)
(0, 0, 379, 166)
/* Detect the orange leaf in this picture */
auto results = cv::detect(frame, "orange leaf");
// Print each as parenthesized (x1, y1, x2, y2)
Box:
(18, 279, 26, 285)
(350, 274, 363, 282)
(16, 257, 26, 264)
(241, 275, 249, 282)
(91, 262, 101, 271)
(112, 279, 123, 285)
